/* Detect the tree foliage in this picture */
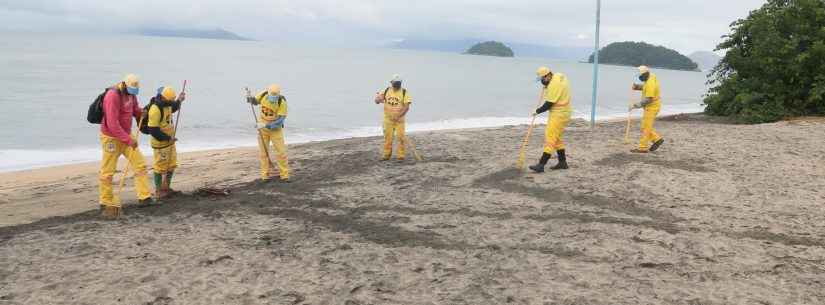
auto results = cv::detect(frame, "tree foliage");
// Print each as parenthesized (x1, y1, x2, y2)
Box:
(588, 41, 698, 71)
(465, 41, 515, 57)
(704, 0, 825, 123)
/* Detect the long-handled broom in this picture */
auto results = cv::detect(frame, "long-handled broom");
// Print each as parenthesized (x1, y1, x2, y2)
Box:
(172, 80, 188, 138)
(405, 135, 424, 162)
(624, 89, 633, 144)
(245, 88, 275, 174)
(109, 116, 145, 218)
(516, 88, 547, 170)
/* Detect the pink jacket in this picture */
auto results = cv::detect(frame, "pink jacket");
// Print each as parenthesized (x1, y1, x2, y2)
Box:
(100, 87, 141, 146)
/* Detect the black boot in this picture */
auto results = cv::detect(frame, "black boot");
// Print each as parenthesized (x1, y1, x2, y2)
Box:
(529, 153, 552, 173)
(649, 139, 665, 152)
(550, 150, 568, 170)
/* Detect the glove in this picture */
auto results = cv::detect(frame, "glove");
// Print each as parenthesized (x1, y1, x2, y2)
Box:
(256, 122, 266, 129)
(629, 102, 643, 111)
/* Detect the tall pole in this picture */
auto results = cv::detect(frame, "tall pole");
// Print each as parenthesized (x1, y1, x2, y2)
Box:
(590, 0, 602, 127)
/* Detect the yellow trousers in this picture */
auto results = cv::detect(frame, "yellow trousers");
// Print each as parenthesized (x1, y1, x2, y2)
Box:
(99, 134, 152, 206)
(258, 128, 289, 180)
(382, 118, 406, 159)
(639, 103, 662, 150)
(152, 144, 177, 174)
(543, 108, 572, 154)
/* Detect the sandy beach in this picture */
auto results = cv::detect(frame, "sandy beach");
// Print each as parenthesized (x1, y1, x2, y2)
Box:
(1, 114, 824, 305)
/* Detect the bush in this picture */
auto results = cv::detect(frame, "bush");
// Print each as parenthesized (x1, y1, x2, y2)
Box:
(704, 0, 825, 123)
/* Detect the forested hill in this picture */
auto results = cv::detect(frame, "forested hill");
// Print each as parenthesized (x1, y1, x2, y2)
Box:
(464, 41, 515, 57)
(589, 41, 699, 71)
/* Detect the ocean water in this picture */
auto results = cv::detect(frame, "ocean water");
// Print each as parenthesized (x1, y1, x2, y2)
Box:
(0, 32, 709, 172)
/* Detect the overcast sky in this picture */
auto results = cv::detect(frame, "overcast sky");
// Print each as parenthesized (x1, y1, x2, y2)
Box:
(0, 0, 766, 53)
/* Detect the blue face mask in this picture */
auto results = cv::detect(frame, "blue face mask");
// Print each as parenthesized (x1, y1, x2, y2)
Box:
(126, 86, 139, 96)
(267, 94, 280, 102)
(639, 73, 650, 82)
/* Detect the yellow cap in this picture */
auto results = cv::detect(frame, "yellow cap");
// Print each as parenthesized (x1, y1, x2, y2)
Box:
(161, 86, 177, 101)
(268, 84, 281, 95)
(124, 74, 140, 88)
(536, 66, 552, 78)
(638, 65, 650, 74)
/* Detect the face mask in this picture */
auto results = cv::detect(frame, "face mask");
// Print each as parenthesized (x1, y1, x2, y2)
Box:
(639, 73, 650, 82)
(126, 86, 139, 96)
(391, 81, 402, 90)
(268, 94, 280, 102)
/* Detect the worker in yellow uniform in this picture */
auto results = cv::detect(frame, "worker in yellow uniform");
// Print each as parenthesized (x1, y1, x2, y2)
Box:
(529, 66, 572, 173)
(247, 84, 290, 182)
(630, 65, 665, 153)
(99, 74, 152, 217)
(374, 74, 412, 161)
(145, 86, 186, 200)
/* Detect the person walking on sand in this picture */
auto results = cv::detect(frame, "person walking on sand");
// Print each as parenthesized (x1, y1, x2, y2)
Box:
(247, 84, 290, 182)
(629, 66, 665, 153)
(529, 66, 572, 173)
(144, 86, 186, 200)
(374, 74, 412, 161)
(99, 74, 153, 217)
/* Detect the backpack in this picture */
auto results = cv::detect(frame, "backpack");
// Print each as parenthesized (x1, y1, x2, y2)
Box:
(383, 87, 407, 102)
(139, 100, 163, 135)
(87, 89, 110, 124)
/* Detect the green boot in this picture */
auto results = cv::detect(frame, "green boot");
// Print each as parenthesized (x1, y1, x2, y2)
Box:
(153, 173, 164, 201)
(165, 171, 182, 196)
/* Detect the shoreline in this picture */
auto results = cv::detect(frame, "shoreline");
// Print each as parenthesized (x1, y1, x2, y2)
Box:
(0, 111, 703, 174)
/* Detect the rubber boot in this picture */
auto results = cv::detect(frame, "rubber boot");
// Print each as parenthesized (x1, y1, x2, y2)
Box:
(529, 153, 552, 173)
(165, 171, 182, 196)
(550, 149, 569, 170)
(153, 173, 164, 202)
(649, 139, 665, 152)
(101, 206, 122, 219)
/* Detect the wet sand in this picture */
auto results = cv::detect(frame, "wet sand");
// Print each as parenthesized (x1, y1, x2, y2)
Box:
(1, 114, 824, 305)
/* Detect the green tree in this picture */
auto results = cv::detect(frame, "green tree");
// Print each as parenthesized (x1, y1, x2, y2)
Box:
(588, 41, 698, 71)
(465, 41, 515, 57)
(704, 0, 825, 123)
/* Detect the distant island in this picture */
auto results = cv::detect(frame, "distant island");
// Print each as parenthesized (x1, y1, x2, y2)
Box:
(589, 41, 699, 71)
(464, 41, 514, 57)
(139, 28, 253, 41)
(391, 39, 590, 60)
(689, 51, 722, 72)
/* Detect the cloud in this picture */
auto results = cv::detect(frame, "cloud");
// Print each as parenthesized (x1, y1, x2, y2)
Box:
(0, 0, 766, 53)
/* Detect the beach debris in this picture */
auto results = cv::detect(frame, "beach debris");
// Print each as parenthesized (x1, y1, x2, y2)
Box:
(194, 187, 231, 197)
(201, 255, 233, 266)
(283, 292, 305, 305)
